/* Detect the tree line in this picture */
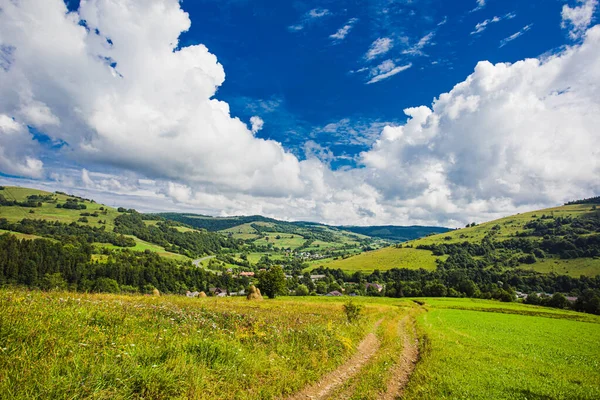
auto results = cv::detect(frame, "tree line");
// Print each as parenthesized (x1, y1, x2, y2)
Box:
(0, 234, 245, 294)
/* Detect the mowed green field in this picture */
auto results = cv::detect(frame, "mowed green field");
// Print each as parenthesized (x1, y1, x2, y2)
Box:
(405, 298, 600, 399)
(307, 246, 446, 273)
(252, 232, 306, 249)
(0, 229, 45, 241)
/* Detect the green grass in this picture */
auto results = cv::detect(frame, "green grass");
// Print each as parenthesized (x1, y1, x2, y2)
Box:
(1, 289, 599, 399)
(404, 298, 600, 399)
(94, 236, 190, 261)
(0, 186, 122, 231)
(252, 232, 306, 249)
(519, 257, 600, 277)
(0, 289, 382, 400)
(0, 229, 46, 241)
(409, 203, 593, 247)
(307, 247, 446, 273)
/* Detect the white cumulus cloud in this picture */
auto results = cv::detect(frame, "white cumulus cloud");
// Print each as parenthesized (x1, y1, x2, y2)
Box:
(250, 116, 264, 134)
(0, 0, 599, 227)
(562, 0, 598, 39)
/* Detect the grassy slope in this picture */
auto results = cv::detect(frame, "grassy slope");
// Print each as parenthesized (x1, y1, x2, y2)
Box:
(94, 236, 190, 261)
(0, 229, 46, 241)
(404, 298, 600, 399)
(315, 203, 600, 276)
(0, 186, 121, 231)
(0, 187, 187, 260)
(306, 247, 446, 273)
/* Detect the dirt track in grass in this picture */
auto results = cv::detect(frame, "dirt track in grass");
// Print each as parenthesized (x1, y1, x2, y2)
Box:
(380, 315, 419, 400)
(286, 319, 383, 400)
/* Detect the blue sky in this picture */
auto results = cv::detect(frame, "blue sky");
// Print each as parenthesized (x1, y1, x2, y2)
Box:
(0, 0, 599, 226)
(169, 0, 569, 166)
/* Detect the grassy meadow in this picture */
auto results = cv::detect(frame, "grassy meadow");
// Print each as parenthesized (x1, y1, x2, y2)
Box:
(0, 289, 386, 400)
(404, 298, 600, 400)
(2, 289, 599, 399)
(308, 247, 446, 273)
(0, 186, 122, 231)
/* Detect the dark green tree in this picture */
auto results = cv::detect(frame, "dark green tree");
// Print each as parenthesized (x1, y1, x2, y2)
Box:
(257, 265, 287, 299)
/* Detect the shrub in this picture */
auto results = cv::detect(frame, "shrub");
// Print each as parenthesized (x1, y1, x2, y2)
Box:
(93, 277, 120, 293)
(295, 284, 309, 296)
(343, 300, 363, 323)
(41, 273, 67, 291)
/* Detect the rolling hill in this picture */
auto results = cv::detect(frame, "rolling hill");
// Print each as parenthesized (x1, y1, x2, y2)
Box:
(310, 201, 600, 277)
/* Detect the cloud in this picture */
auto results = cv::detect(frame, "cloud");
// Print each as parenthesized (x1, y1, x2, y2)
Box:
(0, 115, 44, 178)
(365, 37, 394, 60)
(1, 0, 599, 227)
(499, 24, 533, 47)
(471, 13, 516, 35)
(288, 8, 331, 32)
(314, 118, 394, 148)
(470, 0, 487, 13)
(330, 18, 359, 41)
(250, 116, 264, 134)
(366, 60, 412, 84)
(309, 8, 330, 19)
(360, 26, 600, 223)
(562, 0, 598, 39)
(0, 0, 306, 198)
(402, 32, 436, 56)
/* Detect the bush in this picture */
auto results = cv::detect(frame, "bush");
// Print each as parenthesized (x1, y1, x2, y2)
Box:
(295, 284, 309, 296)
(93, 277, 120, 293)
(343, 300, 363, 323)
(41, 273, 67, 291)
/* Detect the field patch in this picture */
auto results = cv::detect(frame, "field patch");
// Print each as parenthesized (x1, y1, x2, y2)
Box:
(308, 247, 445, 273)
(518, 257, 600, 277)
(404, 299, 600, 399)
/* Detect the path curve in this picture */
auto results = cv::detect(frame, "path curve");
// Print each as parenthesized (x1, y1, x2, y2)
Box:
(380, 316, 419, 400)
(192, 255, 215, 267)
(286, 319, 383, 400)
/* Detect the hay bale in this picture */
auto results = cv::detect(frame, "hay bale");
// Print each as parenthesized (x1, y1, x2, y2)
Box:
(152, 288, 160, 297)
(246, 285, 263, 301)
(198, 291, 207, 298)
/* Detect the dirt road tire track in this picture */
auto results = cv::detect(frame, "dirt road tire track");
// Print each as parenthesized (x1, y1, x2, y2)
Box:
(285, 319, 383, 400)
(380, 315, 419, 400)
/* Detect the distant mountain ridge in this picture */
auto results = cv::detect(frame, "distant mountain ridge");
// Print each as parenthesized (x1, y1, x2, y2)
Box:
(335, 225, 452, 242)
(157, 212, 450, 242)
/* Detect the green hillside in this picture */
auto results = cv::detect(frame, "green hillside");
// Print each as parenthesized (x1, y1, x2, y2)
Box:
(312, 202, 600, 277)
(0, 186, 240, 262)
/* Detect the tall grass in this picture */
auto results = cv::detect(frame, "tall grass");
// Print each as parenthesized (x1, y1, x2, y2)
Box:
(0, 289, 379, 399)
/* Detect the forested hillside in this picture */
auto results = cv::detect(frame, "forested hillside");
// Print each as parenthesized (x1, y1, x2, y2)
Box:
(336, 225, 451, 242)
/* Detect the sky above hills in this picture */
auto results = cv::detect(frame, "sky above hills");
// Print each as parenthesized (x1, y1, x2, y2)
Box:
(0, 0, 599, 227)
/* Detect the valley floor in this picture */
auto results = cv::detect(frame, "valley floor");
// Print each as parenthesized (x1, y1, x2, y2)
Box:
(0, 290, 598, 399)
